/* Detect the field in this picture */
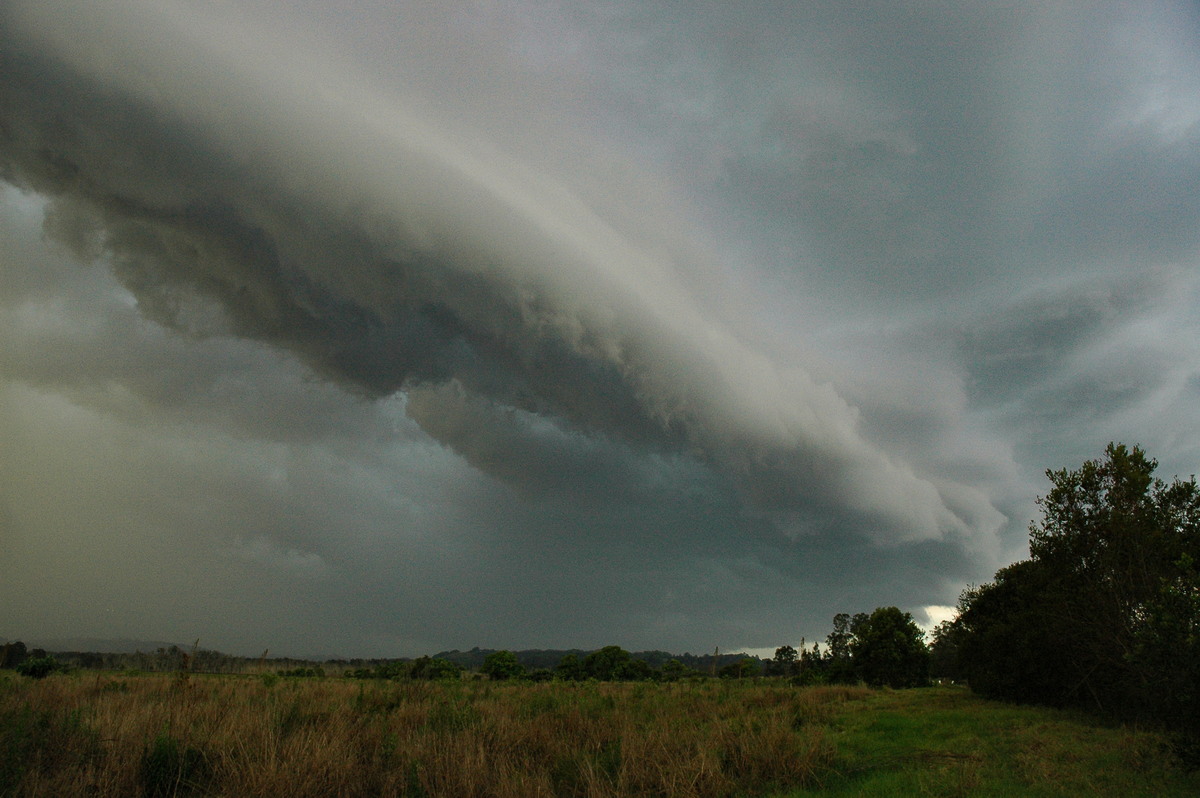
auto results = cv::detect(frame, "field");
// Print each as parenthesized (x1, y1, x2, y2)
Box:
(2, 671, 1197, 797)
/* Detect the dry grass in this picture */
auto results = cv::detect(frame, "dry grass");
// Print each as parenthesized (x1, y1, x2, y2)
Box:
(0, 673, 852, 797)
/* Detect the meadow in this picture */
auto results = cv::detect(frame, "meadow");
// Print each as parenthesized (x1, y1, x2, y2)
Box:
(2, 671, 1196, 797)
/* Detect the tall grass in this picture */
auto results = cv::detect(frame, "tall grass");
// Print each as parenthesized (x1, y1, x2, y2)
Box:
(0, 672, 851, 797)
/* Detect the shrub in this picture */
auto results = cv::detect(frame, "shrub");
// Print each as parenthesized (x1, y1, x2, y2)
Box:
(15, 657, 61, 680)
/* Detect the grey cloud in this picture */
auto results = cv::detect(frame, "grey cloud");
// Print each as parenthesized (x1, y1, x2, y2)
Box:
(3, 0, 1198, 657)
(0, 0, 994, 548)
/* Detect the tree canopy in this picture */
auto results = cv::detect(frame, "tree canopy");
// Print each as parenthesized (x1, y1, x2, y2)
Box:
(954, 444, 1200, 751)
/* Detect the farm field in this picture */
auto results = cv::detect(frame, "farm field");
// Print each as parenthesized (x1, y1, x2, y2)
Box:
(1, 672, 1196, 797)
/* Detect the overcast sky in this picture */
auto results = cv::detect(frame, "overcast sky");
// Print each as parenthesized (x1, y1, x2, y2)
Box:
(3, 0, 1200, 659)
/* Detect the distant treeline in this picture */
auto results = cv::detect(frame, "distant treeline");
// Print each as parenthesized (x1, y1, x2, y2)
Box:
(3, 608, 933, 688)
(0, 639, 773, 681)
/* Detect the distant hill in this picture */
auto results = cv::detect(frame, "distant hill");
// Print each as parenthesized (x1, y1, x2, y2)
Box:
(25, 637, 181, 654)
(2, 637, 764, 673)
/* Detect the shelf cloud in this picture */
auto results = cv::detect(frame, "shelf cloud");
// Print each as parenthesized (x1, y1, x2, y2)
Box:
(3, 0, 1198, 657)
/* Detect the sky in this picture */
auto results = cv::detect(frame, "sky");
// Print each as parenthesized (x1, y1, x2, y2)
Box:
(2, 0, 1200, 660)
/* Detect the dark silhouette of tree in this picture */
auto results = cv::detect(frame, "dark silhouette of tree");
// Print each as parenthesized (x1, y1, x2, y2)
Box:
(770, 645, 798, 677)
(555, 653, 586, 681)
(849, 606, 930, 688)
(956, 443, 1200, 752)
(825, 613, 856, 683)
(0, 641, 28, 669)
(583, 646, 632, 681)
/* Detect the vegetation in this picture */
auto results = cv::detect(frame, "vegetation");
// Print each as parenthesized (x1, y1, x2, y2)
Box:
(0, 672, 1195, 797)
(948, 444, 1200, 758)
(13, 657, 64, 681)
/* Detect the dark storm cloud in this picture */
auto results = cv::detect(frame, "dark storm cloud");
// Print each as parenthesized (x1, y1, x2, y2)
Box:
(3, 0, 1200, 657)
(0, 0, 996, 548)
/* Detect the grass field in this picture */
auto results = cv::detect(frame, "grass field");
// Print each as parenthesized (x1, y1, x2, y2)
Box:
(1, 671, 1195, 797)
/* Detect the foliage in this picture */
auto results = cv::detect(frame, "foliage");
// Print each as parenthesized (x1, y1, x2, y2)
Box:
(718, 657, 761, 679)
(825, 613, 861, 684)
(480, 650, 525, 681)
(849, 606, 930, 688)
(0, 641, 28, 670)
(659, 658, 688, 682)
(16, 656, 63, 680)
(1130, 554, 1200, 762)
(816, 608, 929, 688)
(582, 645, 632, 680)
(346, 657, 462, 681)
(408, 656, 462, 680)
(770, 645, 799, 677)
(928, 618, 965, 681)
(555, 653, 586, 681)
(276, 666, 325, 678)
(956, 444, 1200, 745)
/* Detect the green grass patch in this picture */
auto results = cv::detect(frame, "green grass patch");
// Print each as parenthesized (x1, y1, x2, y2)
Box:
(783, 686, 1200, 797)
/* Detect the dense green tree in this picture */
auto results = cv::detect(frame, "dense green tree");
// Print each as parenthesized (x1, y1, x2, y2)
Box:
(16, 656, 61, 679)
(659, 658, 688, 682)
(1130, 554, 1200, 758)
(957, 444, 1200, 728)
(615, 657, 653, 681)
(409, 656, 462, 680)
(481, 650, 524, 681)
(583, 646, 632, 681)
(526, 668, 554, 682)
(555, 653, 586, 681)
(849, 606, 930, 688)
(718, 658, 760, 679)
(956, 560, 1072, 704)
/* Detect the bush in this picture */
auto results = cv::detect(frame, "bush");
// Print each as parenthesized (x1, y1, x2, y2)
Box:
(16, 657, 61, 680)
(481, 651, 524, 681)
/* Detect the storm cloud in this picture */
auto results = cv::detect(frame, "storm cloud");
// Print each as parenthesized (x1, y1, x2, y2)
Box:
(3, 0, 1199, 657)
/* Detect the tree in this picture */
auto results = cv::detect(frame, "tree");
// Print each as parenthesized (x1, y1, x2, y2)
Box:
(555, 653, 586, 682)
(481, 650, 524, 681)
(1130, 554, 1200, 760)
(659, 658, 688, 682)
(0, 641, 28, 670)
(849, 606, 930, 688)
(16, 656, 61, 679)
(928, 619, 964, 682)
(583, 646, 632, 681)
(957, 443, 1200, 725)
(956, 560, 1072, 704)
(825, 613, 857, 683)
(409, 656, 462, 680)
(718, 658, 760, 679)
(771, 645, 798, 678)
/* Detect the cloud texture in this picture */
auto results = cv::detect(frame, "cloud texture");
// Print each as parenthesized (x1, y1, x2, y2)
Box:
(3, 0, 1200, 657)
